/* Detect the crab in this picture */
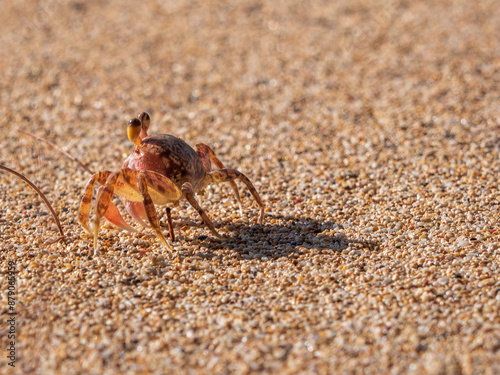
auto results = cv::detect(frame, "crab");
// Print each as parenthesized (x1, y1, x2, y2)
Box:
(78, 112, 265, 251)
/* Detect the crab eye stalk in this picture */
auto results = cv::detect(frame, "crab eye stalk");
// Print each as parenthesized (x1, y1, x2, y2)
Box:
(127, 118, 142, 145)
(137, 112, 150, 135)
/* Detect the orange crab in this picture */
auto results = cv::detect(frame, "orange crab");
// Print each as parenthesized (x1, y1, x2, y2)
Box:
(78, 112, 265, 251)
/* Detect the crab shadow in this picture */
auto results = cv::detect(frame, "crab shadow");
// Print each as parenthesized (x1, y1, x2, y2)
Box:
(177, 213, 379, 260)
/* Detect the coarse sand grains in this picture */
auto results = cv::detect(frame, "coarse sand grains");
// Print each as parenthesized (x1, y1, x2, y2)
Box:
(1, 0, 499, 374)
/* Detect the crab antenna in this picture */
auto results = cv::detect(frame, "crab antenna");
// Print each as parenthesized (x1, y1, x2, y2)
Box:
(127, 118, 142, 146)
(137, 112, 150, 138)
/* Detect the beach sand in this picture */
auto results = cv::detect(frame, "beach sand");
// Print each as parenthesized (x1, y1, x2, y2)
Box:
(1, 0, 499, 373)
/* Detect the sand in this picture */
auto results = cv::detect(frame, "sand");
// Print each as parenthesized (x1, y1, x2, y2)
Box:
(1, 0, 499, 373)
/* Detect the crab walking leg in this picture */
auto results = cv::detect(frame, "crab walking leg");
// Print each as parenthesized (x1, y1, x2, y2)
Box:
(93, 172, 122, 250)
(207, 169, 265, 224)
(165, 207, 175, 241)
(196, 143, 243, 215)
(137, 172, 172, 250)
(78, 171, 112, 235)
(181, 182, 222, 238)
(92, 168, 181, 250)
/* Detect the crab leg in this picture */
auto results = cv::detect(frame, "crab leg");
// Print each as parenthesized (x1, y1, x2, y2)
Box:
(78, 171, 136, 235)
(206, 169, 265, 224)
(78, 171, 112, 235)
(181, 182, 222, 238)
(165, 207, 175, 241)
(196, 143, 243, 215)
(93, 172, 121, 250)
(126, 202, 177, 241)
(136, 171, 173, 250)
(93, 168, 181, 251)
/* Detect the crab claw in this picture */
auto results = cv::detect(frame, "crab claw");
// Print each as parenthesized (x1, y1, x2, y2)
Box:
(103, 199, 138, 233)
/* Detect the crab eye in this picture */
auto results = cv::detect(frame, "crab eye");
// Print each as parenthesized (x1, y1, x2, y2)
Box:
(137, 112, 150, 132)
(127, 118, 142, 144)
